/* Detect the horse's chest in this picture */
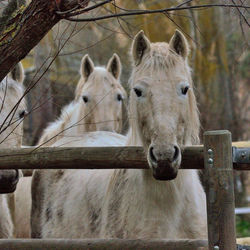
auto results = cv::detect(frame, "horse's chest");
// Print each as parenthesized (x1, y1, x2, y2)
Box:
(102, 173, 177, 238)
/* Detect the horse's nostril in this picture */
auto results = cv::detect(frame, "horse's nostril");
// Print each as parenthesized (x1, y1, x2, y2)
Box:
(149, 146, 157, 163)
(173, 146, 179, 162)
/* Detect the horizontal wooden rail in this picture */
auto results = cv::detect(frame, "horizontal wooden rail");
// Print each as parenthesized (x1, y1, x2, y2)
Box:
(0, 146, 248, 170)
(0, 239, 208, 250)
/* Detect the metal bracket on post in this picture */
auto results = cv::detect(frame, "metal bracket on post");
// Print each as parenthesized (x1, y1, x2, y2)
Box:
(232, 147, 250, 164)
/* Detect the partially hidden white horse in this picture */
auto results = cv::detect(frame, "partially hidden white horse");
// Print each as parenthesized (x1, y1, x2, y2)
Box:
(0, 63, 26, 238)
(31, 30, 207, 239)
(29, 54, 127, 237)
(38, 53, 127, 147)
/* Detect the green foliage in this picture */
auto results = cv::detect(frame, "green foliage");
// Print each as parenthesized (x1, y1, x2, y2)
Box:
(236, 216, 250, 237)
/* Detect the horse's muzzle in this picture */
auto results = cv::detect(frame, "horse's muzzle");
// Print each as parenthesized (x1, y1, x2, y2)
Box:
(0, 170, 19, 194)
(148, 144, 180, 180)
(152, 160, 178, 180)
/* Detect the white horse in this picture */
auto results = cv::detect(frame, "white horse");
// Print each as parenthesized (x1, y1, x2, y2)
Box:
(31, 30, 207, 239)
(38, 53, 127, 146)
(29, 54, 127, 237)
(0, 62, 25, 238)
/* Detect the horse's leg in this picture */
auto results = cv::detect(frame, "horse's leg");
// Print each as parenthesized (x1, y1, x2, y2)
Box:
(15, 177, 32, 238)
(0, 195, 14, 238)
(31, 170, 45, 238)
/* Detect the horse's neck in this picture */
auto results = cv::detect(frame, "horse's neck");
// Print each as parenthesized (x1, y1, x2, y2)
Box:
(61, 102, 82, 137)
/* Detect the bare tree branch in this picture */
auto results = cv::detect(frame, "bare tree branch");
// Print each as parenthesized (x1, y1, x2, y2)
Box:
(63, 4, 250, 22)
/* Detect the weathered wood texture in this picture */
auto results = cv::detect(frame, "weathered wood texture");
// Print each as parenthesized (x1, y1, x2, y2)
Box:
(0, 146, 202, 170)
(0, 0, 89, 82)
(0, 145, 248, 170)
(0, 239, 208, 250)
(204, 130, 236, 250)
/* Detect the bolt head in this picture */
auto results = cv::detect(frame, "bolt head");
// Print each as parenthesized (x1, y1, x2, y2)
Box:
(208, 149, 213, 155)
(241, 152, 246, 158)
(208, 158, 213, 164)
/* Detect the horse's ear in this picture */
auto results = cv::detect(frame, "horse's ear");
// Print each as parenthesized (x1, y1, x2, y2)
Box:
(80, 54, 94, 80)
(9, 62, 24, 84)
(107, 53, 121, 79)
(132, 30, 151, 66)
(169, 30, 189, 59)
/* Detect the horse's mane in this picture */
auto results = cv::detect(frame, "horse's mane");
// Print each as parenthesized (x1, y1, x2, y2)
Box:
(38, 102, 76, 146)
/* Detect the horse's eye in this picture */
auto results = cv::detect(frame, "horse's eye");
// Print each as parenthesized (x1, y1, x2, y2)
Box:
(133, 88, 142, 97)
(181, 86, 189, 95)
(117, 94, 122, 101)
(82, 96, 88, 103)
(18, 110, 26, 119)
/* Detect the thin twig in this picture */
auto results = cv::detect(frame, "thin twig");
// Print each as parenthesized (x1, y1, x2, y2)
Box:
(163, 12, 197, 46)
(231, 0, 250, 27)
(58, 0, 113, 17)
(0, 22, 79, 135)
(176, 0, 194, 8)
(63, 4, 250, 22)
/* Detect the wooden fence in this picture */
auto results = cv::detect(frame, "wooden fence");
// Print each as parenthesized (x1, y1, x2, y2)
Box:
(0, 130, 249, 250)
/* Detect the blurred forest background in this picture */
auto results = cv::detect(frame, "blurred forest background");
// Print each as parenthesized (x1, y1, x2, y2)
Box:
(0, 0, 249, 236)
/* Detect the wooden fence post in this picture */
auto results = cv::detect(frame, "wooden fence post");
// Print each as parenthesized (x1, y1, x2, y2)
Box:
(204, 130, 236, 250)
